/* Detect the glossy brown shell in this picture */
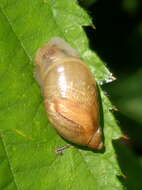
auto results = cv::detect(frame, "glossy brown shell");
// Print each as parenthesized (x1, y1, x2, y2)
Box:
(35, 37, 103, 149)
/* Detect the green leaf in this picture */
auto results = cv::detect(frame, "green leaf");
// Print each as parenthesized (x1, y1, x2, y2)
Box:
(0, 0, 123, 189)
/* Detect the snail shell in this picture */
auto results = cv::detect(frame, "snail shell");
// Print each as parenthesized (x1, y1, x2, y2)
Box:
(35, 37, 103, 149)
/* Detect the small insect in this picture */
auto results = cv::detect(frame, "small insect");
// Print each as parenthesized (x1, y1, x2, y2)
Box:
(35, 37, 103, 150)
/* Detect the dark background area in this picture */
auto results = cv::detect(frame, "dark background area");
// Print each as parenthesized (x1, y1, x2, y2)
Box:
(85, 0, 142, 76)
(91, 0, 142, 155)
(79, 0, 142, 189)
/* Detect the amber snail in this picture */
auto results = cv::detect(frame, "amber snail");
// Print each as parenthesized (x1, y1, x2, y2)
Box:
(35, 37, 103, 150)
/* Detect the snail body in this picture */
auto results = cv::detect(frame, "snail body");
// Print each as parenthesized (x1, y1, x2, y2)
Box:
(35, 37, 103, 149)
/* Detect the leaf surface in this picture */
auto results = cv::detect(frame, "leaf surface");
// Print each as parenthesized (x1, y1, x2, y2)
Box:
(0, 0, 123, 189)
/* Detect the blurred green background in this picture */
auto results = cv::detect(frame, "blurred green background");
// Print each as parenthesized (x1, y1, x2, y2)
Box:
(79, 0, 142, 189)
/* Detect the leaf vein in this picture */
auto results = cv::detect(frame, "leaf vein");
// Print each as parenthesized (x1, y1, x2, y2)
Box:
(0, 134, 19, 190)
